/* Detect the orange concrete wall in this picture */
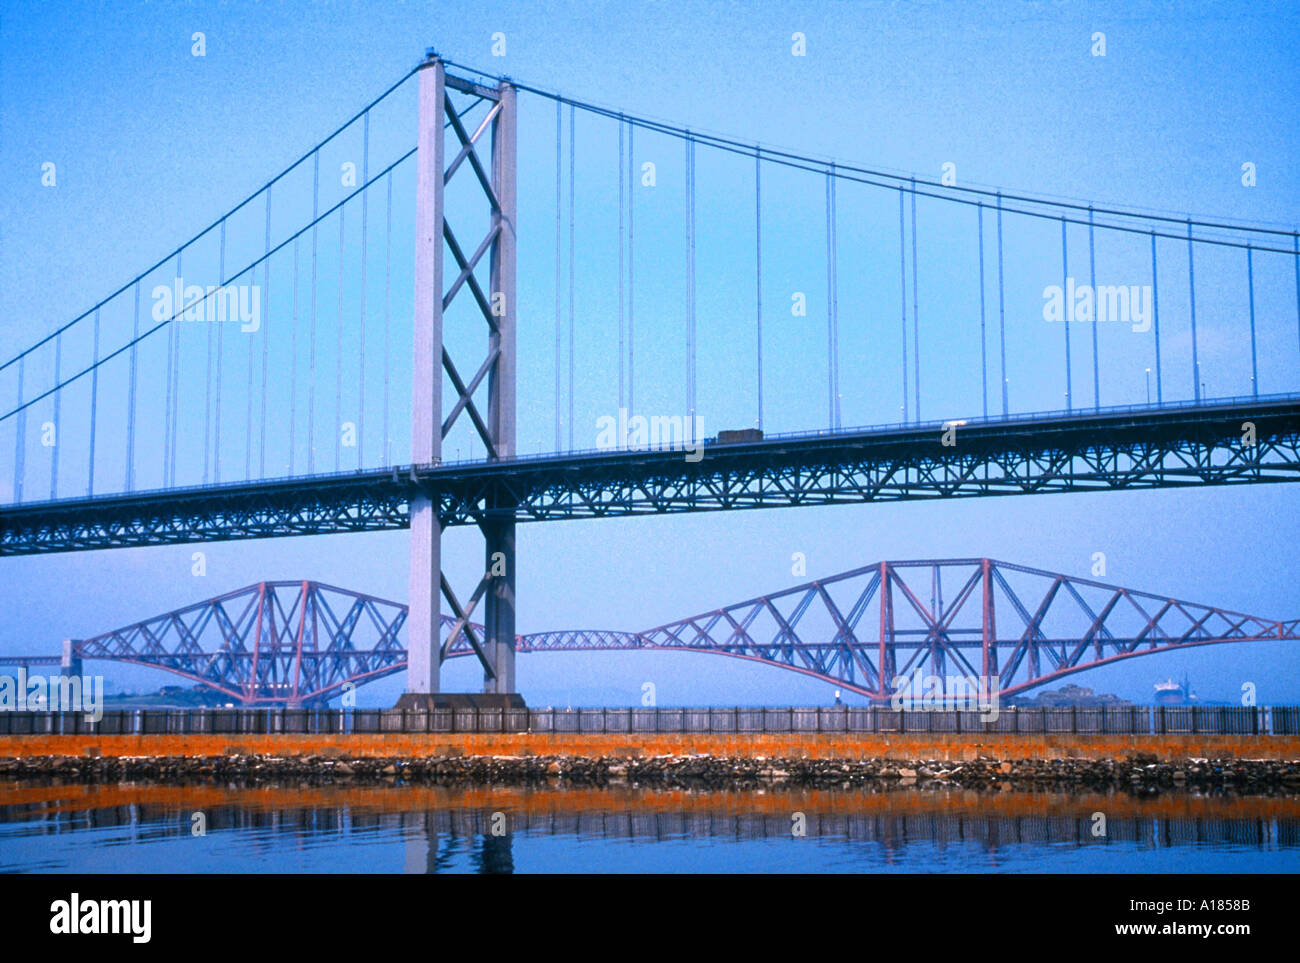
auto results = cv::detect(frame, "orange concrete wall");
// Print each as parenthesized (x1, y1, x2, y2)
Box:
(1, 733, 1297, 760)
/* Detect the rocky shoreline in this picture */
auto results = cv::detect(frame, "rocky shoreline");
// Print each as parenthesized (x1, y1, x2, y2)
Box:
(2, 753, 1300, 793)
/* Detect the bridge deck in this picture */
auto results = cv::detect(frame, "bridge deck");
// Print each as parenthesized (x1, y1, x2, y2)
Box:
(3, 395, 1298, 555)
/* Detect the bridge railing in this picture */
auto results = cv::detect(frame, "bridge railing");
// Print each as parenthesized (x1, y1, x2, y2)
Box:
(0, 705, 1294, 737)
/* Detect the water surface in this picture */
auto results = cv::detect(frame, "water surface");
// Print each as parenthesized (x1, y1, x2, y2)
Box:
(1, 782, 1296, 873)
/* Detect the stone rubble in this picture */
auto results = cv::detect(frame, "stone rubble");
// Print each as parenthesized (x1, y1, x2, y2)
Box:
(0, 752, 1298, 794)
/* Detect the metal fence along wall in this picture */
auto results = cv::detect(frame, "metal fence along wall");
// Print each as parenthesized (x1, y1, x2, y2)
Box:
(0, 705, 1297, 737)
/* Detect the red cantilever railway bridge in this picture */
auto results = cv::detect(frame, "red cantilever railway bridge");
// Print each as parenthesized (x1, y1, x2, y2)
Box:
(3, 558, 1295, 706)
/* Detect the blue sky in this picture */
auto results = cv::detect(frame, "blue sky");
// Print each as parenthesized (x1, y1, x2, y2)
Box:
(1, 0, 1299, 706)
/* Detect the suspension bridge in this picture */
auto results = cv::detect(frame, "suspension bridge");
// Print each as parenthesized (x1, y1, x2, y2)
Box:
(3, 50, 1299, 704)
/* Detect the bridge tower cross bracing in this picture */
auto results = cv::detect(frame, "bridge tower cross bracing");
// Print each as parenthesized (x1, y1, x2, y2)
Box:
(407, 51, 518, 699)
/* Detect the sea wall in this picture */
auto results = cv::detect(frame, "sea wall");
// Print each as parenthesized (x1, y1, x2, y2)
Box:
(1, 732, 1298, 762)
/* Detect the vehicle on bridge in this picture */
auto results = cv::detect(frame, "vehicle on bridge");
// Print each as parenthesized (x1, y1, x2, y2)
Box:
(708, 428, 764, 445)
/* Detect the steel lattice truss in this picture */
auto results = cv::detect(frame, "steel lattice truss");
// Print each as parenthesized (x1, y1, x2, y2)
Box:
(75, 581, 411, 705)
(622, 559, 1298, 699)
(2, 399, 1298, 555)
(28, 560, 1299, 704)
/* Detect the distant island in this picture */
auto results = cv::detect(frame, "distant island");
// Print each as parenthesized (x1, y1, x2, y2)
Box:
(102, 685, 234, 710)
(1007, 684, 1131, 708)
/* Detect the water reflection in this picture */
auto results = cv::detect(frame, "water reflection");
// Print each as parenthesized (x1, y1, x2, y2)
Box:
(1, 782, 1297, 873)
(402, 820, 515, 874)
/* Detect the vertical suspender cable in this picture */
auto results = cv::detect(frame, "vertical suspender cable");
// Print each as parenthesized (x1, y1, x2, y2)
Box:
(628, 122, 635, 417)
(831, 167, 839, 429)
(554, 100, 562, 452)
(245, 232, 256, 480)
(1151, 231, 1163, 404)
(214, 218, 226, 482)
(1247, 244, 1258, 396)
(170, 271, 181, 485)
(383, 171, 392, 465)
(259, 187, 271, 478)
(686, 134, 696, 436)
(997, 192, 1008, 415)
(167, 251, 181, 487)
(1061, 216, 1071, 411)
(50, 332, 61, 499)
(1187, 219, 1199, 401)
(618, 116, 625, 413)
(977, 204, 987, 419)
(755, 147, 763, 431)
(203, 246, 215, 483)
(692, 137, 698, 435)
(12, 357, 23, 502)
(359, 110, 370, 468)
(910, 177, 920, 422)
(1294, 232, 1300, 361)
(568, 104, 576, 451)
(127, 279, 140, 490)
(290, 236, 300, 474)
(685, 134, 691, 429)
(162, 299, 172, 485)
(1088, 206, 1099, 409)
(308, 150, 319, 472)
(684, 134, 690, 428)
(1086, 205, 1097, 408)
(898, 187, 908, 423)
(825, 168, 836, 429)
(336, 201, 345, 471)
(88, 308, 100, 495)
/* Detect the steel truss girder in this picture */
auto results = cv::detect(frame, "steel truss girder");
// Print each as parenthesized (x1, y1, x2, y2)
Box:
(74, 581, 412, 706)
(473, 557, 1300, 701)
(35, 560, 1300, 706)
(5, 399, 1297, 555)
